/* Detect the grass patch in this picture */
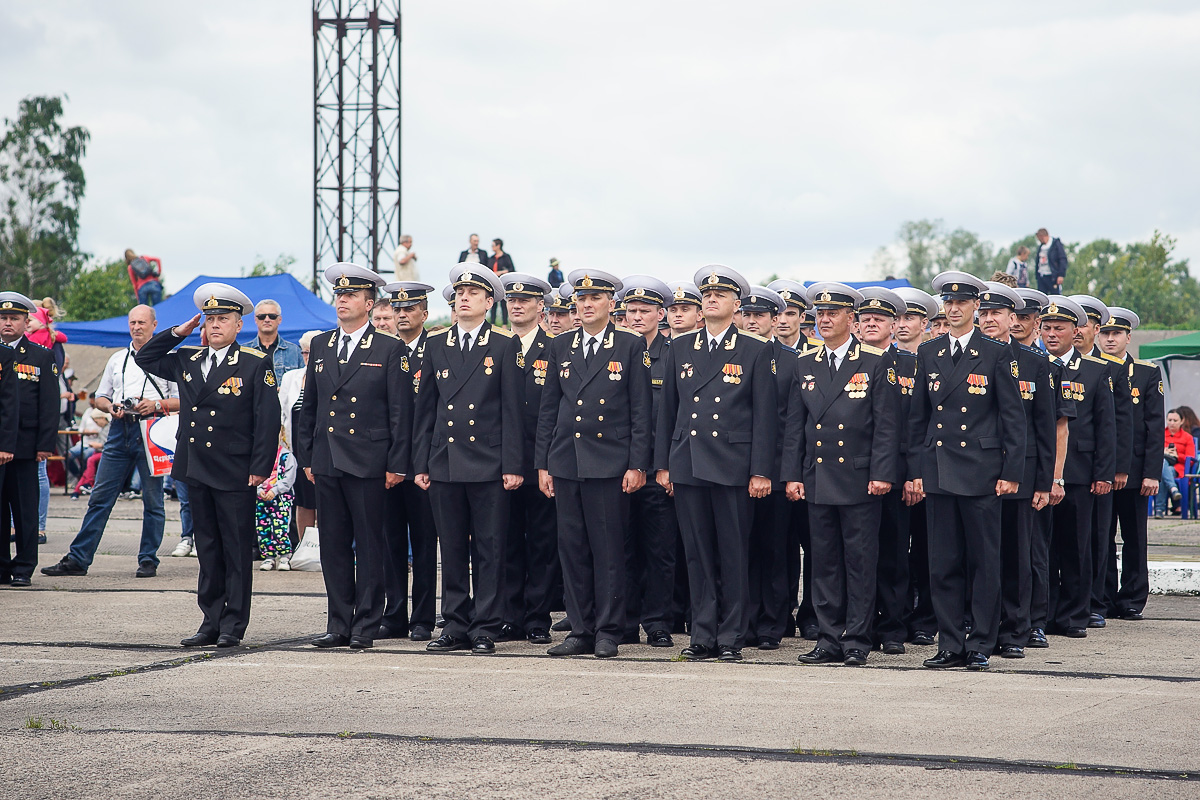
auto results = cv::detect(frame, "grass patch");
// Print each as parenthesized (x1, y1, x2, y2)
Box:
(1053, 762, 1079, 770)
(25, 717, 44, 729)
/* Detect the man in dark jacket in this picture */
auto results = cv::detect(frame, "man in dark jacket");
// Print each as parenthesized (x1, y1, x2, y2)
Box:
(1034, 228, 1068, 296)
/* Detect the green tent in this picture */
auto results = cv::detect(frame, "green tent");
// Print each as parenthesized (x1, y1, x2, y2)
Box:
(1139, 331, 1200, 359)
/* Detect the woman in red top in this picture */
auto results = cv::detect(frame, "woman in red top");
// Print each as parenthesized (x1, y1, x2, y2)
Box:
(1157, 409, 1195, 516)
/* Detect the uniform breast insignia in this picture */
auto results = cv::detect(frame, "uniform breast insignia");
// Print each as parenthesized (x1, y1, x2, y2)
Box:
(1109, 375, 1114, 391)
(1131, 386, 1140, 404)
(560, 361, 571, 379)
(724, 333, 737, 350)
(228, 349, 239, 365)
(14, 363, 40, 380)
(484, 356, 494, 376)
(315, 360, 325, 373)
(681, 362, 694, 379)
(401, 355, 410, 372)
(722, 363, 743, 384)
(771, 358, 776, 376)
(966, 374, 988, 395)
(1160, 380, 1165, 395)
(844, 372, 868, 397)
(264, 370, 277, 388)
(516, 352, 525, 369)
(1063, 380, 1084, 401)
(937, 348, 946, 358)
(887, 367, 897, 385)
(477, 328, 491, 347)
(970, 349, 979, 357)
(1011, 360, 1019, 379)
(802, 374, 816, 392)
(218, 377, 243, 396)
(360, 333, 374, 349)
(608, 361, 623, 381)
(413, 369, 422, 392)
(929, 372, 941, 392)
(643, 351, 652, 369)
(604, 331, 614, 350)
(898, 375, 915, 395)
(533, 359, 548, 385)
(1018, 380, 1035, 401)
(440, 369, 450, 380)
(183, 371, 193, 382)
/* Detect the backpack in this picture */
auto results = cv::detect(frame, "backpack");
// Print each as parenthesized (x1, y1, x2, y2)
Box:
(130, 256, 159, 279)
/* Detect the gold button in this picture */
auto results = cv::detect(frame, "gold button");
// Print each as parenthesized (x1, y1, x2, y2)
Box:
(960, 441, 966, 447)
(470, 436, 475, 442)
(839, 457, 844, 463)
(838, 424, 844, 430)
(210, 410, 216, 416)
(349, 429, 355, 434)
(690, 430, 697, 436)
(350, 413, 355, 418)
(575, 432, 581, 438)
(448, 437, 454, 443)
(817, 457, 823, 463)
(332, 395, 337, 401)
(576, 416, 582, 421)
(713, 414, 719, 420)
(599, 399, 605, 405)
(936, 440, 942, 447)
(937, 405, 943, 411)
(448, 404, 454, 410)
(838, 441, 843, 446)
(189, 437, 195, 443)
(597, 415, 603, 421)
(330, 411, 335, 416)
(817, 441, 822, 447)
(577, 400, 583, 406)
(961, 407, 967, 412)
(714, 397, 721, 402)
(190, 422, 195, 427)
(469, 420, 475, 425)
(598, 433, 604, 438)
(328, 426, 334, 432)
(815, 424, 822, 430)
(960, 424, 966, 430)
(208, 426, 213, 432)
(447, 421, 453, 426)
(691, 413, 697, 419)
(351, 397, 357, 402)
(712, 431, 718, 437)
(693, 396, 700, 402)
(192, 406, 198, 412)
(469, 404, 475, 409)
(206, 442, 211, 447)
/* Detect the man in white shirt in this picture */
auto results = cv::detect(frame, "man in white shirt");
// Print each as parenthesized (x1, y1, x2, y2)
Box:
(392, 234, 418, 281)
(43, 305, 179, 579)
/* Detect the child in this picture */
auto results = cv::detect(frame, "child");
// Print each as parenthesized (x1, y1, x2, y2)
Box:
(257, 433, 298, 571)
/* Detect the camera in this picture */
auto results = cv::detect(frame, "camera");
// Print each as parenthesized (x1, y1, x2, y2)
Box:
(120, 397, 142, 418)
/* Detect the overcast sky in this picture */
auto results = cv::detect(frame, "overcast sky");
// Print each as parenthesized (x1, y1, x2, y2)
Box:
(3, 1, 1198, 319)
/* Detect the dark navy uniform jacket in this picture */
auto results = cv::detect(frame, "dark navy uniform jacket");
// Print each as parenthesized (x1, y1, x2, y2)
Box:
(138, 331, 281, 492)
(781, 337, 900, 505)
(0, 345, 21, 454)
(5, 337, 57, 458)
(536, 323, 653, 480)
(1095, 347, 1134, 478)
(1125, 355, 1165, 484)
(908, 330, 1026, 496)
(1009, 340, 1071, 499)
(654, 327, 777, 487)
(1056, 351, 1116, 486)
(413, 322, 523, 482)
(516, 327, 554, 483)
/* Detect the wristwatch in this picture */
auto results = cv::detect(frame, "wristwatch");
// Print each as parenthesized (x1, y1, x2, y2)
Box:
(154, 400, 162, 413)
(1052, 478, 1065, 486)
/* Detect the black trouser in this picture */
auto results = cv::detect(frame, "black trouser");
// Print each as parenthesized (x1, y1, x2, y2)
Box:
(1110, 486, 1149, 614)
(874, 487, 910, 645)
(188, 482, 255, 638)
(1089, 492, 1114, 616)
(998, 496, 1035, 648)
(1049, 484, 1094, 632)
(315, 474, 388, 639)
(808, 500, 881, 654)
(504, 480, 560, 633)
(905, 499, 936, 637)
(747, 491, 791, 642)
(670, 533, 690, 633)
(489, 302, 509, 327)
(554, 476, 628, 644)
(625, 481, 679, 637)
(0, 459, 38, 580)
(380, 480, 439, 634)
(786, 497, 816, 633)
(1029, 505, 1054, 631)
(925, 493, 1002, 655)
(674, 481, 751, 649)
(429, 479, 508, 642)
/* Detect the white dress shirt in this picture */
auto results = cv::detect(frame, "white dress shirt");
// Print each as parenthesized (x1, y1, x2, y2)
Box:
(333, 321, 371, 360)
(97, 343, 179, 404)
(948, 329, 975, 357)
(705, 325, 732, 351)
(456, 320, 485, 350)
(825, 337, 853, 371)
(201, 344, 233, 380)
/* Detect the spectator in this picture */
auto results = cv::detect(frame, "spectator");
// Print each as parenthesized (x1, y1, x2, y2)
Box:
(392, 234, 418, 280)
(990, 271, 1018, 288)
(74, 450, 104, 497)
(125, 249, 163, 306)
(370, 301, 397, 334)
(1175, 405, 1200, 438)
(458, 233, 487, 265)
(257, 433, 298, 571)
(40, 305, 180, 579)
(243, 299, 304, 374)
(489, 238, 514, 326)
(279, 330, 321, 542)
(1034, 228, 1068, 295)
(69, 398, 110, 484)
(1005, 247, 1032, 288)
(1157, 409, 1194, 517)
(547, 258, 564, 288)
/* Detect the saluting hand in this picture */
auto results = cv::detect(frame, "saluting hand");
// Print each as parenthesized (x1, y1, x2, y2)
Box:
(173, 314, 203, 338)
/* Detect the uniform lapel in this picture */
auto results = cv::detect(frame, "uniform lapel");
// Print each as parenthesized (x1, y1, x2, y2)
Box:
(523, 330, 549, 374)
(196, 346, 240, 402)
(693, 327, 735, 389)
(331, 326, 375, 392)
(814, 337, 860, 420)
(442, 323, 492, 400)
(579, 323, 616, 390)
(941, 330, 979, 394)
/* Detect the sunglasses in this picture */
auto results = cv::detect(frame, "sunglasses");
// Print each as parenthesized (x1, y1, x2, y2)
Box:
(256, 313, 279, 320)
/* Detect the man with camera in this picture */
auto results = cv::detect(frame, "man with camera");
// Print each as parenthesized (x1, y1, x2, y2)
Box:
(43, 305, 180, 579)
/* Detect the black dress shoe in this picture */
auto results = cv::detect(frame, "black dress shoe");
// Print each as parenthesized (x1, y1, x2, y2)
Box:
(349, 636, 373, 650)
(965, 651, 989, 670)
(757, 637, 780, 651)
(38, 533, 47, 545)
(135, 562, 157, 578)
(550, 618, 573, 632)
(843, 649, 868, 666)
(800, 624, 820, 641)
(376, 624, 406, 640)
(1119, 609, 1144, 621)
(798, 646, 840, 664)
(496, 624, 522, 642)
(718, 646, 743, 662)
(1027, 628, 1049, 648)
(217, 634, 241, 648)
(910, 631, 935, 646)
(9, 575, 31, 587)
(681, 644, 717, 661)
(470, 636, 496, 654)
(527, 628, 552, 645)
(410, 625, 432, 642)
(923, 650, 966, 668)
(435, 615, 446, 628)
(426, 633, 470, 652)
(881, 641, 906, 655)
(181, 631, 218, 647)
(41, 557, 87, 577)
(1087, 613, 1106, 629)
(1062, 627, 1087, 638)
(594, 640, 618, 658)
(547, 636, 593, 656)
(312, 633, 351, 648)
(647, 629, 674, 648)
(999, 645, 1025, 658)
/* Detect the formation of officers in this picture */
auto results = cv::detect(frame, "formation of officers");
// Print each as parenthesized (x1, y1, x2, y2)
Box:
(90, 259, 1161, 671)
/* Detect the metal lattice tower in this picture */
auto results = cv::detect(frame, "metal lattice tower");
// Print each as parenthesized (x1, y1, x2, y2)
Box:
(313, 1, 401, 292)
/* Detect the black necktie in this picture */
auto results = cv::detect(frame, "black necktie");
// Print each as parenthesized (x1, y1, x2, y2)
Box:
(205, 353, 219, 383)
(709, 337, 718, 352)
(462, 332, 472, 353)
(338, 335, 350, 363)
(585, 338, 596, 363)
(829, 353, 838, 379)
(952, 342, 962, 364)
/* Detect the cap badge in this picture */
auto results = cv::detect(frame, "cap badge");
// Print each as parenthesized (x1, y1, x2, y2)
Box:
(707, 273, 719, 285)
(1, 302, 10, 310)
(513, 282, 524, 292)
(951, 283, 959, 292)
(204, 296, 219, 309)
(581, 275, 594, 288)
(633, 287, 645, 297)
(1107, 316, 1116, 326)
(398, 289, 409, 300)
(674, 288, 686, 300)
(780, 291, 791, 300)
(460, 271, 471, 283)
(338, 275, 350, 287)
(1047, 303, 1059, 315)
(983, 293, 991, 300)
(818, 292, 831, 303)
(867, 298, 880, 308)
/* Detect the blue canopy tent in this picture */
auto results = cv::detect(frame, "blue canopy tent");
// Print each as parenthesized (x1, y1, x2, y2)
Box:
(57, 274, 336, 347)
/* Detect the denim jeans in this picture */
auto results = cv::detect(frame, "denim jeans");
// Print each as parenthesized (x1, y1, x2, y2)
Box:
(38, 461, 48, 532)
(137, 280, 163, 306)
(68, 444, 97, 477)
(1155, 459, 1179, 514)
(66, 417, 165, 568)
(176, 478, 193, 540)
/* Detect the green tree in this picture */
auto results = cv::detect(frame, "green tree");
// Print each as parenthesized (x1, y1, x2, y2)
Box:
(61, 258, 134, 321)
(242, 253, 297, 277)
(0, 96, 90, 298)
(885, 219, 995, 286)
(1065, 232, 1199, 329)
